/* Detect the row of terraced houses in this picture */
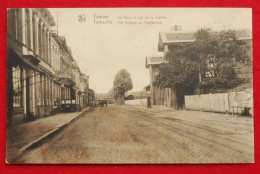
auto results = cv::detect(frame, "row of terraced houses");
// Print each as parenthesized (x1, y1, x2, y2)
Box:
(7, 8, 89, 126)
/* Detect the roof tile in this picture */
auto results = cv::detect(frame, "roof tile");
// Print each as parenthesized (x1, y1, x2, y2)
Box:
(161, 29, 252, 44)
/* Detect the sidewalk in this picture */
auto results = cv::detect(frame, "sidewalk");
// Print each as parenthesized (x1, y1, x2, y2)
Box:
(6, 107, 91, 163)
(121, 104, 253, 124)
(120, 104, 254, 144)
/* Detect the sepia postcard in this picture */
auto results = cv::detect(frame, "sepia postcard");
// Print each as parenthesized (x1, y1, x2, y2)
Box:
(6, 8, 254, 164)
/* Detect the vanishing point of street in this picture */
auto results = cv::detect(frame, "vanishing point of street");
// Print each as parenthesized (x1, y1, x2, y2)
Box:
(14, 105, 254, 164)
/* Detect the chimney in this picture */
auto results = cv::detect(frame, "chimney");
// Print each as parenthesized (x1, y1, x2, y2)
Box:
(171, 25, 182, 31)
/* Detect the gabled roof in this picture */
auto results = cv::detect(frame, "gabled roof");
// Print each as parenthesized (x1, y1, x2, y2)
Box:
(158, 29, 252, 52)
(146, 56, 164, 68)
(161, 31, 195, 44)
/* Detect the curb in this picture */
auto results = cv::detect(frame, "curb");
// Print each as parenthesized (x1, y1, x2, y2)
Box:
(19, 122, 68, 152)
(9, 108, 93, 163)
(20, 108, 91, 152)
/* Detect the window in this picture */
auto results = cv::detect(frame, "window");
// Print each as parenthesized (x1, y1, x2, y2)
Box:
(25, 9, 31, 49)
(46, 76, 49, 105)
(65, 88, 68, 99)
(7, 9, 16, 37)
(12, 66, 23, 108)
(46, 31, 49, 63)
(42, 26, 45, 60)
(38, 22, 42, 57)
(205, 58, 215, 78)
(32, 13, 36, 52)
(43, 75, 46, 105)
(15, 9, 22, 41)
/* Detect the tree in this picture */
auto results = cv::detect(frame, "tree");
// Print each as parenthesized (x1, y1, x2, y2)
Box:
(88, 89, 95, 102)
(204, 30, 251, 89)
(153, 43, 199, 92)
(113, 69, 133, 104)
(106, 88, 116, 99)
(154, 28, 251, 94)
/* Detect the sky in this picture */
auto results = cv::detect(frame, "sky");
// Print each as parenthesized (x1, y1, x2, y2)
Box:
(48, 8, 252, 93)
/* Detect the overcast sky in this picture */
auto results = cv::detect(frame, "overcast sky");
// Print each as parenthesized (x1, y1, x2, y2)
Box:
(48, 8, 252, 93)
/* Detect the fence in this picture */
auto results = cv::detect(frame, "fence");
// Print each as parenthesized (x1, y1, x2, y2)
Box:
(125, 99, 147, 106)
(185, 88, 253, 116)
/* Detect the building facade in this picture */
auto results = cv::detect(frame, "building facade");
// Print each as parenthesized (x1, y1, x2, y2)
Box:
(7, 8, 89, 126)
(145, 56, 165, 106)
(146, 26, 252, 109)
(145, 56, 179, 108)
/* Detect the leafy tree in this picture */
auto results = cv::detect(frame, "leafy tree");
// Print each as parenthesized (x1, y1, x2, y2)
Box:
(204, 30, 251, 89)
(153, 44, 198, 92)
(192, 28, 213, 84)
(88, 88, 95, 102)
(113, 69, 133, 104)
(154, 28, 251, 94)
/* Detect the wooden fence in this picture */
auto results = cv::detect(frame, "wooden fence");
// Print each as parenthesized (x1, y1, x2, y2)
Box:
(185, 88, 253, 115)
(125, 99, 147, 106)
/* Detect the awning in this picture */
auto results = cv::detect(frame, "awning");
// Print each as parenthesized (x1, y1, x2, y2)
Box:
(7, 49, 42, 73)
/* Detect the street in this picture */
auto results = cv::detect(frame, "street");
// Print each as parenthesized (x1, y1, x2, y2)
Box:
(14, 105, 254, 164)
(6, 8, 254, 166)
